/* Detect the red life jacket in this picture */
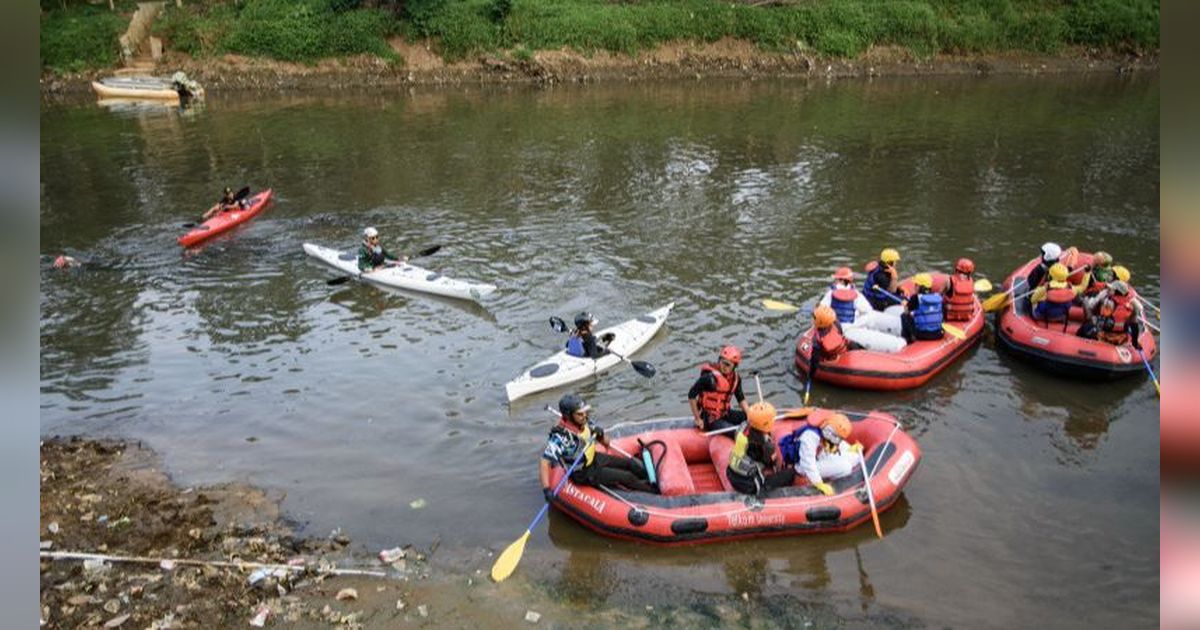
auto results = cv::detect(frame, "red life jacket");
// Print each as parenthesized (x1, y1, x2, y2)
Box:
(945, 274, 975, 321)
(815, 324, 848, 360)
(1098, 293, 1135, 345)
(697, 363, 740, 420)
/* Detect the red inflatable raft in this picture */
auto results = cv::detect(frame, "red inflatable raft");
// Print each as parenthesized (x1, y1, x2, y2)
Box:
(995, 253, 1157, 379)
(793, 272, 985, 390)
(177, 189, 274, 247)
(543, 408, 921, 545)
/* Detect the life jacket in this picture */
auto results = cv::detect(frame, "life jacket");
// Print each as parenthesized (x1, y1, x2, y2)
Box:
(697, 363, 739, 420)
(1039, 282, 1075, 320)
(1084, 268, 1113, 296)
(728, 423, 768, 478)
(862, 261, 896, 305)
(565, 334, 585, 357)
(550, 420, 596, 467)
(912, 292, 944, 333)
(363, 244, 386, 267)
(1097, 293, 1135, 345)
(829, 286, 859, 324)
(945, 274, 975, 321)
(814, 323, 848, 360)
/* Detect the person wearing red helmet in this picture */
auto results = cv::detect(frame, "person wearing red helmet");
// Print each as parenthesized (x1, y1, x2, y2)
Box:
(818, 266, 872, 325)
(688, 345, 752, 434)
(942, 258, 977, 322)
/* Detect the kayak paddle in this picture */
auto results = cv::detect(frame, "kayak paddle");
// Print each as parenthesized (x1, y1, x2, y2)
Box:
(491, 438, 594, 582)
(1138, 348, 1160, 397)
(762, 298, 800, 312)
(973, 278, 992, 292)
(547, 316, 656, 378)
(182, 186, 250, 228)
(325, 244, 443, 286)
(858, 452, 884, 539)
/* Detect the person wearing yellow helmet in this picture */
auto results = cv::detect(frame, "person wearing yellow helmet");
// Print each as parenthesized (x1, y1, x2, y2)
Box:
(899, 272, 945, 343)
(784, 413, 861, 496)
(1113, 265, 1131, 283)
(726, 401, 796, 497)
(540, 393, 657, 496)
(1030, 262, 1080, 324)
(863, 248, 902, 310)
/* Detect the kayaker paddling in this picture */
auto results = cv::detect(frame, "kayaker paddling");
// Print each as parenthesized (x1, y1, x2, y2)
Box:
(357, 227, 408, 274)
(565, 312, 615, 359)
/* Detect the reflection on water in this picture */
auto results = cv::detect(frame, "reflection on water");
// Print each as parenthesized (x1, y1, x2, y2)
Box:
(41, 74, 1158, 629)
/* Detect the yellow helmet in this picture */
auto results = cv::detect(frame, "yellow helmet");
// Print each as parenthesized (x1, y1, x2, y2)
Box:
(880, 248, 901, 264)
(1049, 263, 1069, 282)
(913, 273, 933, 289)
(1113, 265, 1131, 283)
(747, 402, 776, 433)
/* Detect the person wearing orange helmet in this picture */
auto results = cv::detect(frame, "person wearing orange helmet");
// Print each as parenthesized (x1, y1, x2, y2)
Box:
(688, 345, 752, 434)
(942, 258, 977, 322)
(726, 401, 796, 496)
(818, 266, 873, 325)
(792, 413, 861, 496)
(807, 305, 867, 380)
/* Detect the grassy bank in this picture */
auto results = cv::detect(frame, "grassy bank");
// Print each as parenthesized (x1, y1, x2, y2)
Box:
(41, 0, 1158, 74)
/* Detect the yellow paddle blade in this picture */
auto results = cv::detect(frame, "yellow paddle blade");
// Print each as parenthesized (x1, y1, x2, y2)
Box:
(491, 530, 531, 582)
(942, 323, 966, 340)
(973, 278, 993, 292)
(762, 299, 800, 312)
(981, 292, 1010, 312)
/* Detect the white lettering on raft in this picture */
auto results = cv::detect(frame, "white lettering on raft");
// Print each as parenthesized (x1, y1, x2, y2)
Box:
(726, 511, 786, 529)
(888, 450, 915, 486)
(563, 482, 607, 514)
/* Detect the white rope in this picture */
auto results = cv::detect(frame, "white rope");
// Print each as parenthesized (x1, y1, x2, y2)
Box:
(39, 551, 387, 578)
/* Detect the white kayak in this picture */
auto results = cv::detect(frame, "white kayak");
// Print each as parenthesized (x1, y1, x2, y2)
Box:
(302, 243, 497, 302)
(505, 303, 675, 402)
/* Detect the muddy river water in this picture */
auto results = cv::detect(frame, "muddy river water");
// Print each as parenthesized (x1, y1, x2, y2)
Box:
(41, 73, 1159, 628)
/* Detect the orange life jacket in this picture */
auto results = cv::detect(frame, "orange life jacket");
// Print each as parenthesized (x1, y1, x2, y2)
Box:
(815, 323, 848, 360)
(697, 363, 740, 420)
(1098, 293, 1135, 345)
(945, 274, 975, 321)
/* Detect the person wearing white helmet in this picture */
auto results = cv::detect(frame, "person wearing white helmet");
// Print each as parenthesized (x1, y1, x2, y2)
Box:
(1021, 242, 1062, 311)
(356, 227, 407, 273)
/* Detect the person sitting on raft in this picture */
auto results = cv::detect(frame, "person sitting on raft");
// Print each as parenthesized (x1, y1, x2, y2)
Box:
(819, 267, 873, 325)
(809, 305, 867, 376)
(540, 394, 657, 495)
(1077, 280, 1143, 348)
(565, 312, 615, 359)
(863, 248, 902, 311)
(943, 258, 977, 322)
(900, 273, 945, 343)
(689, 345, 752, 434)
(1079, 251, 1115, 298)
(727, 401, 796, 497)
(1029, 263, 1080, 326)
(357, 227, 407, 274)
(1022, 242, 1062, 310)
(794, 413, 861, 496)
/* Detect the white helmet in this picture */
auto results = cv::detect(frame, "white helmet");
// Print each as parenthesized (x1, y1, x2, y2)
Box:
(363, 227, 379, 239)
(1041, 242, 1061, 261)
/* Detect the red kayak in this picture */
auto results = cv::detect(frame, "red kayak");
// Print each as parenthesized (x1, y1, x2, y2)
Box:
(177, 189, 273, 247)
(544, 408, 920, 545)
(794, 272, 985, 390)
(995, 252, 1157, 379)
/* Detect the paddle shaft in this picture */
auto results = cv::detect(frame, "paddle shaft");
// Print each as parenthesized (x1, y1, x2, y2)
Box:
(527, 438, 594, 533)
(858, 452, 884, 539)
(1138, 348, 1160, 397)
(703, 408, 811, 436)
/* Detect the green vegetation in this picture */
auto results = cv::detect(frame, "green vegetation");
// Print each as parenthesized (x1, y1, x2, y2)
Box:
(41, 0, 1158, 74)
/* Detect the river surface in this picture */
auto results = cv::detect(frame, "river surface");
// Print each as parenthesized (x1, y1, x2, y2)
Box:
(40, 74, 1159, 629)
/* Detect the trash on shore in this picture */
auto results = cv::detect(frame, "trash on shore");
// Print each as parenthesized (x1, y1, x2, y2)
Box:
(248, 604, 271, 627)
(379, 546, 407, 563)
(336, 587, 358, 601)
(525, 610, 542, 623)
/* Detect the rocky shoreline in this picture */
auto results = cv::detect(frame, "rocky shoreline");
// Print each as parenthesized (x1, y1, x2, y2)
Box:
(40, 39, 1157, 96)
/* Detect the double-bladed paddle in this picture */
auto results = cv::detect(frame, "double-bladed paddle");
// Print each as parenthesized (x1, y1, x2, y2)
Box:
(182, 186, 250, 228)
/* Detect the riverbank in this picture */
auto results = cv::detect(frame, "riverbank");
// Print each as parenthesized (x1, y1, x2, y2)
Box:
(40, 39, 1156, 95)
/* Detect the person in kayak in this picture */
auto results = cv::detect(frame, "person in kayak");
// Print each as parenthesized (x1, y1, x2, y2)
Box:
(540, 394, 657, 495)
(726, 401, 796, 497)
(689, 345, 753, 434)
(863, 248, 902, 311)
(565, 312, 615, 359)
(793, 413, 860, 496)
(900, 273, 945, 343)
(943, 258, 977, 322)
(818, 267, 872, 325)
(357, 227, 407, 273)
(1077, 280, 1144, 348)
(1030, 263, 1080, 326)
(201, 187, 246, 220)
(808, 305, 869, 377)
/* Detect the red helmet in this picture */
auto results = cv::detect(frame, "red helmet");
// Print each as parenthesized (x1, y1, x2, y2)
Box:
(955, 258, 975, 274)
(719, 345, 742, 365)
(832, 267, 854, 281)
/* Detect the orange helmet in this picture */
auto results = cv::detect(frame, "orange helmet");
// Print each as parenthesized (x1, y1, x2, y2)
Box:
(813, 304, 836, 329)
(832, 267, 854, 282)
(955, 258, 975, 274)
(819, 413, 852, 443)
(719, 345, 742, 365)
(747, 401, 776, 433)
